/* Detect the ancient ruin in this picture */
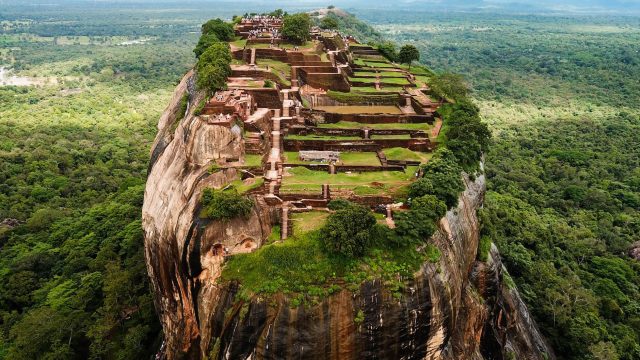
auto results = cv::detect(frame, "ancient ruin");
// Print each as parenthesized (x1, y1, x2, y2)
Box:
(202, 14, 444, 239)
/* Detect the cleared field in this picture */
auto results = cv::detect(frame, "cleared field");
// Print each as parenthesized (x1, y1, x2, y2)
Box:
(314, 105, 402, 114)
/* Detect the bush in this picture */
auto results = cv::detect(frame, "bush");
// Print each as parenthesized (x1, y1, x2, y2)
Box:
(263, 79, 274, 88)
(393, 195, 446, 246)
(418, 151, 465, 208)
(478, 236, 492, 262)
(377, 41, 397, 62)
(321, 203, 376, 257)
(327, 199, 353, 211)
(201, 188, 253, 220)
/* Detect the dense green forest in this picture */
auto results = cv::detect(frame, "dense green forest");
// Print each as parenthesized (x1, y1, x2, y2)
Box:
(367, 10, 640, 359)
(0, 3, 639, 359)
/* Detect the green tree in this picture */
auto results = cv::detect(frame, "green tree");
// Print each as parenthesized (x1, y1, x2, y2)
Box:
(201, 19, 234, 42)
(282, 13, 312, 45)
(193, 33, 219, 58)
(394, 195, 447, 245)
(320, 17, 339, 30)
(321, 203, 376, 257)
(196, 42, 232, 94)
(429, 72, 469, 101)
(397, 44, 420, 69)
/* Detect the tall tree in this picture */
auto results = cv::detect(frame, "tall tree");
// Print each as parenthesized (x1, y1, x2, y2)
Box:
(397, 44, 420, 69)
(282, 13, 312, 45)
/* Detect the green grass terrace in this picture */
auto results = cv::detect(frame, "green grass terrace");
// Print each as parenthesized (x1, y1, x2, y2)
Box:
(313, 105, 403, 114)
(279, 166, 418, 197)
(318, 121, 430, 131)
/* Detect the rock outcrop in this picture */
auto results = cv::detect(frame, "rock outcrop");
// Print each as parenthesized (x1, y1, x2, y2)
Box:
(143, 73, 554, 360)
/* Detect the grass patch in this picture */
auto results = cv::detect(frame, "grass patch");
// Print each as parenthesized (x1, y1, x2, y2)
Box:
(371, 134, 412, 139)
(286, 134, 362, 141)
(349, 77, 378, 84)
(220, 227, 443, 302)
(257, 59, 291, 86)
(280, 167, 417, 197)
(384, 147, 433, 163)
(291, 211, 329, 233)
(319, 121, 429, 131)
(337, 152, 380, 166)
(326, 90, 398, 105)
(379, 77, 410, 85)
(314, 105, 402, 114)
(243, 154, 263, 167)
(229, 38, 247, 48)
(227, 177, 265, 194)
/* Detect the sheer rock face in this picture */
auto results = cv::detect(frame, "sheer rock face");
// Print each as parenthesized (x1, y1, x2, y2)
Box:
(143, 73, 554, 360)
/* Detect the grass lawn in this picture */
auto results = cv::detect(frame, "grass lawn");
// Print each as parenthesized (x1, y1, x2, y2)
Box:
(338, 152, 380, 166)
(282, 167, 417, 187)
(257, 59, 291, 86)
(384, 147, 433, 163)
(314, 105, 402, 114)
(380, 77, 410, 85)
(285, 134, 362, 141)
(319, 121, 430, 131)
(291, 211, 329, 233)
(364, 61, 397, 68)
(349, 77, 378, 83)
(227, 177, 265, 194)
(230, 38, 247, 48)
(371, 134, 412, 139)
(244, 154, 263, 167)
(350, 86, 405, 93)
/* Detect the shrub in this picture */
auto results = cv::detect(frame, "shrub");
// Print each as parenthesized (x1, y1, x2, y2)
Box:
(478, 236, 492, 262)
(393, 195, 446, 246)
(201, 188, 253, 220)
(418, 151, 465, 208)
(263, 79, 274, 88)
(327, 199, 353, 211)
(377, 41, 397, 62)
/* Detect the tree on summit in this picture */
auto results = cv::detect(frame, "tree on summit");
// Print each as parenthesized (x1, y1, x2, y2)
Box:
(282, 13, 312, 45)
(398, 44, 420, 70)
(201, 19, 234, 42)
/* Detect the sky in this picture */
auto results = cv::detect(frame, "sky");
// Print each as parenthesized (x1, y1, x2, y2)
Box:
(5, 0, 640, 14)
